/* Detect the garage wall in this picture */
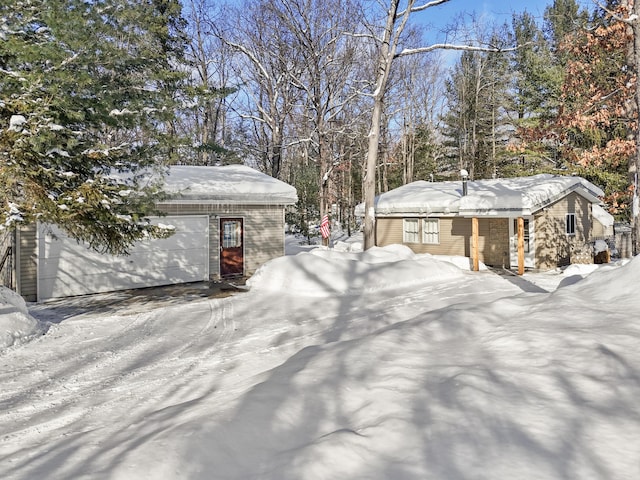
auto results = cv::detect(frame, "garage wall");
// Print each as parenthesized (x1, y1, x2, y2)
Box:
(157, 202, 286, 279)
(16, 203, 288, 301)
(534, 192, 592, 270)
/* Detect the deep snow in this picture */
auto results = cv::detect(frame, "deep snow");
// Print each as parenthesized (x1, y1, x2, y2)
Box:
(1, 241, 639, 479)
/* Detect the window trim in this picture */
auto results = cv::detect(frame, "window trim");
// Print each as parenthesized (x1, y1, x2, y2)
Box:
(422, 218, 440, 244)
(403, 218, 420, 244)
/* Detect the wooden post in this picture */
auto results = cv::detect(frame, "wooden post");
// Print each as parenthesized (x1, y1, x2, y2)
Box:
(517, 216, 525, 275)
(471, 217, 479, 272)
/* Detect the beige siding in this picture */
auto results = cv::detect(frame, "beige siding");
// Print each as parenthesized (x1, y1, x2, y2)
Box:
(157, 203, 286, 279)
(17, 224, 38, 302)
(591, 217, 611, 238)
(485, 218, 510, 267)
(376, 216, 509, 267)
(533, 192, 592, 270)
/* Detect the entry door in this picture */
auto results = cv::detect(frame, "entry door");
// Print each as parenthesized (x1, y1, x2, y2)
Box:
(220, 218, 244, 277)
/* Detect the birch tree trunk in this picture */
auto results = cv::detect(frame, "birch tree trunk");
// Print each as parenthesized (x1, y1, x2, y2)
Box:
(363, 0, 405, 250)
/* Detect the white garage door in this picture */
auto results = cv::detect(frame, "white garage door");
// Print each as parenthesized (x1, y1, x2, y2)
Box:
(37, 216, 209, 301)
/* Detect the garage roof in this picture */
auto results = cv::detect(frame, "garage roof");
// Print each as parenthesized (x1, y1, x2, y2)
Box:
(160, 165, 298, 205)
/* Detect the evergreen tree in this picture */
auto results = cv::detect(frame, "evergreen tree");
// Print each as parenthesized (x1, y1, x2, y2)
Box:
(543, 0, 590, 65)
(509, 1, 589, 175)
(0, 0, 189, 254)
(442, 41, 510, 180)
(511, 11, 561, 121)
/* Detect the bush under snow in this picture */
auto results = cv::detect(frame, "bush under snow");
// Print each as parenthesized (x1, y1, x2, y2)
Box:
(0, 287, 45, 349)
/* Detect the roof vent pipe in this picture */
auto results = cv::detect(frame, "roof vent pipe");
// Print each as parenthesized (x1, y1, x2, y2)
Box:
(460, 169, 469, 196)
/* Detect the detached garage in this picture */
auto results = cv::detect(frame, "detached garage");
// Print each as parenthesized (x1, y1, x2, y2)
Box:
(14, 165, 298, 302)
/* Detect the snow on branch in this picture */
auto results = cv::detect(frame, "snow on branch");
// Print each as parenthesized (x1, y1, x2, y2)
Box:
(400, 0, 451, 16)
(396, 42, 518, 58)
(593, 1, 638, 25)
(0, 67, 22, 79)
(44, 52, 81, 74)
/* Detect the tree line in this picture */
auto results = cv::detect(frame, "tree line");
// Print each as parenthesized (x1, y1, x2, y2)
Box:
(2, 0, 639, 253)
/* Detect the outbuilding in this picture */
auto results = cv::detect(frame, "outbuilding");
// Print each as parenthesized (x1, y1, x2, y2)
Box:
(9, 165, 297, 301)
(361, 174, 612, 273)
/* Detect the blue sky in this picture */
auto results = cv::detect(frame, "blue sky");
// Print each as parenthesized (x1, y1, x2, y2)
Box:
(417, 0, 593, 43)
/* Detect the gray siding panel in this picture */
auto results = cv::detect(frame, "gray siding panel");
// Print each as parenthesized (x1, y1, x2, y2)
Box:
(18, 224, 38, 302)
(17, 202, 286, 301)
(157, 202, 286, 279)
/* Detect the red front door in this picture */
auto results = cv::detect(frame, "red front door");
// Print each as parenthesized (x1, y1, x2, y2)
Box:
(220, 218, 244, 277)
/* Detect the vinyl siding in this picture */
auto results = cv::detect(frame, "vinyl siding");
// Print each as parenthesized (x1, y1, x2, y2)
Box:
(17, 224, 38, 302)
(533, 192, 592, 270)
(376, 216, 510, 267)
(16, 204, 287, 299)
(157, 203, 286, 279)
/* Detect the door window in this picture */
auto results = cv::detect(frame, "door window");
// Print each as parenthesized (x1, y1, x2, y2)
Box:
(222, 221, 241, 248)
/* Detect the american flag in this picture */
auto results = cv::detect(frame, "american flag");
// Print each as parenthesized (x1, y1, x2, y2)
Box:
(320, 214, 330, 239)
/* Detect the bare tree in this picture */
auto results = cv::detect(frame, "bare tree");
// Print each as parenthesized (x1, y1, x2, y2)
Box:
(219, 0, 303, 178)
(269, 0, 364, 227)
(393, 49, 446, 184)
(180, 0, 237, 165)
(360, 0, 514, 250)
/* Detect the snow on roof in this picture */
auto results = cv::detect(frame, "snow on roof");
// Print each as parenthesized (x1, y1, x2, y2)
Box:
(592, 204, 614, 228)
(160, 165, 298, 205)
(365, 174, 604, 217)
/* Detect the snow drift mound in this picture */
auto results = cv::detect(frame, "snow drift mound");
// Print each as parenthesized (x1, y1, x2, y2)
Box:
(0, 287, 45, 349)
(553, 255, 640, 305)
(247, 245, 466, 296)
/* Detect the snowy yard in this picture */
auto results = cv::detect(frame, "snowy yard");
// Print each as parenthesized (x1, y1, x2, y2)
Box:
(1, 238, 639, 479)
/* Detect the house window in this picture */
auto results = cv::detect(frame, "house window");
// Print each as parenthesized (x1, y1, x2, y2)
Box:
(403, 218, 420, 243)
(422, 218, 440, 244)
(566, 213, 576, 236)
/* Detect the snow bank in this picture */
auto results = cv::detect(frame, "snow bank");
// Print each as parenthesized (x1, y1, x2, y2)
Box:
(247, 245, 466, 296)
(3, 245, 640, 480)
(179, 254, 640, 480)
(0, 287, 44, 349)
(554, 256, 639, 305)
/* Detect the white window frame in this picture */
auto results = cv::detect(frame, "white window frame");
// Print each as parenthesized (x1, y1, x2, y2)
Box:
(566, 213, 576, 236)
(403, 218, 420, 244)
(422, 218, 440, 244)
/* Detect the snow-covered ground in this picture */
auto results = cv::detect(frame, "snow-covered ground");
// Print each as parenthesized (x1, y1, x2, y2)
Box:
(1, 236, 639, 479)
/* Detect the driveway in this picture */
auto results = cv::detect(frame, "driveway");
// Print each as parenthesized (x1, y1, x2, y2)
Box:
(28, 280, 247, 324)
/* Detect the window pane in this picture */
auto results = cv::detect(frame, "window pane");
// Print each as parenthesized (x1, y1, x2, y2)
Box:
(403, 219, 419, 243)
(422, 218, 439, 244)
(566, 214, 575, 235)
(223, 221, 241, 248)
